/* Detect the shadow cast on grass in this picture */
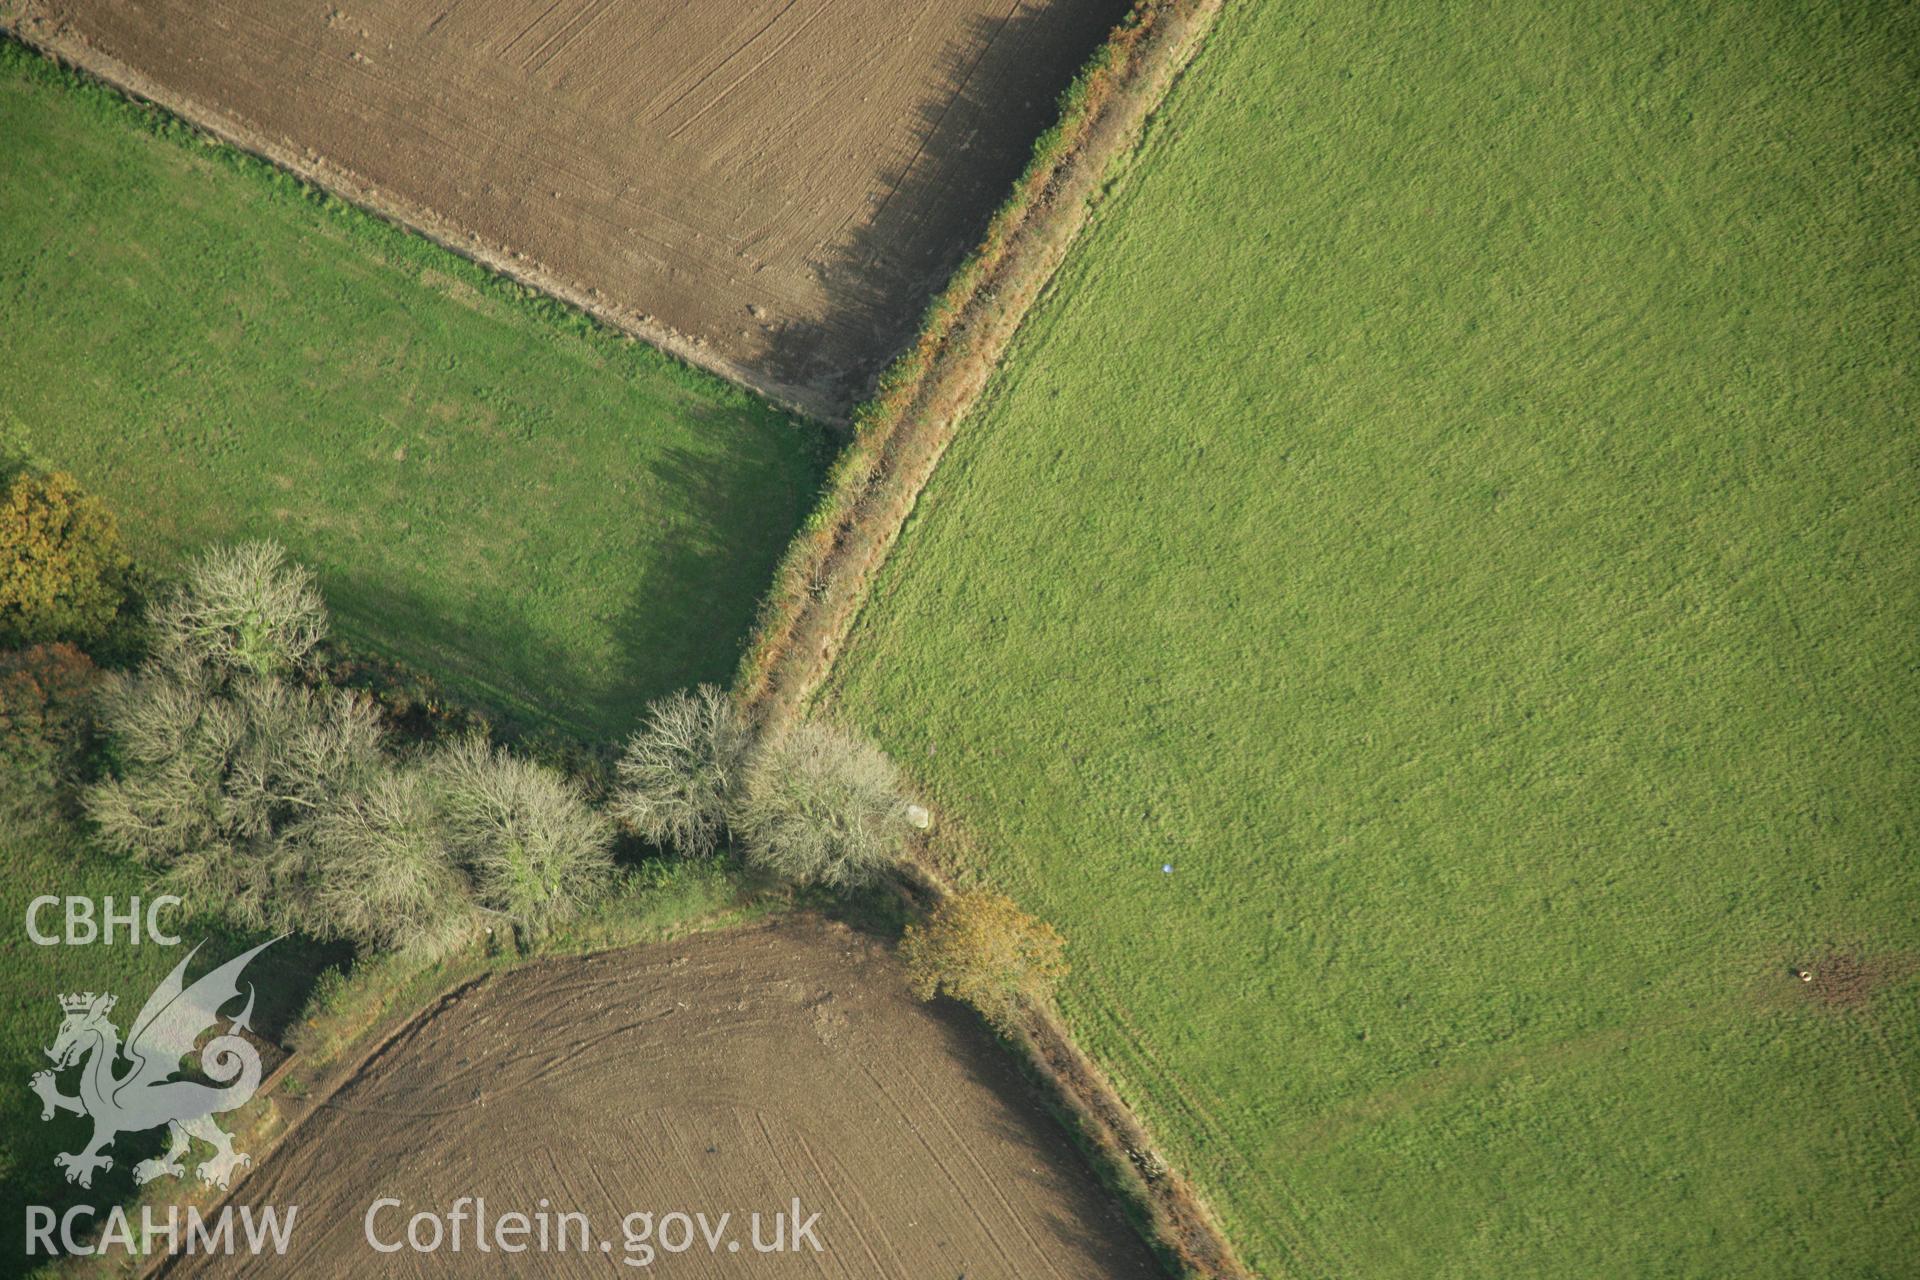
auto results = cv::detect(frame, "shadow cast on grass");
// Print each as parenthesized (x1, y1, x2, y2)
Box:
(314, 441, 823, 746)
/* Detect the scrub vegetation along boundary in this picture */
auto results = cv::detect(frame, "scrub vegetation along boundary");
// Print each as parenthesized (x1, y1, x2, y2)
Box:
(736, 0, 1221, 724)
(731, 2, 1248, 1275)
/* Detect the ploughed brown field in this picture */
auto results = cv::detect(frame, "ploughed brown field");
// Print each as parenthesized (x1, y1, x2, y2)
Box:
(169, 919, 1160, 1278)
(7, 0, 1124, 416)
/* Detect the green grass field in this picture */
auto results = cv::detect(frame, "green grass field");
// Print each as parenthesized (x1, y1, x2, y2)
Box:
(831, 3, 1920, 1274)
(0, 43, 823, 738)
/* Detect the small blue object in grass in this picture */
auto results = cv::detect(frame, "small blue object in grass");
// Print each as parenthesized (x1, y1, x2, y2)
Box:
(1162, 863, 1174, 874)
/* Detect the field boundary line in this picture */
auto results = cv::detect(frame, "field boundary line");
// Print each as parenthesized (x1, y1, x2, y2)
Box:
(730, 1, 1247, 1275)
(0, 8, 838, 423)
(890, 856, 1252, 1278)
(734, 0, 1223, 725)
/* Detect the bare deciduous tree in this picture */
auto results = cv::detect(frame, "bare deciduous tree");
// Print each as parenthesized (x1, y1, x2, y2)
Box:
(612, 684, 750, 857)
(428, 734, 613, 940)
(87, 652, 387, 931)
(88, 541, 376, 932)
(734, 721, 912, 889)
(87, 540, 635, 956)
(297, 767, 473, 954)
(149, 540, 327, 678)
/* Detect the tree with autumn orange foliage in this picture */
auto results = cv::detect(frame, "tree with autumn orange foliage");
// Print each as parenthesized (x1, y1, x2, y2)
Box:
(900, 888, 1068, 1032)
(0, 642, 101, 804)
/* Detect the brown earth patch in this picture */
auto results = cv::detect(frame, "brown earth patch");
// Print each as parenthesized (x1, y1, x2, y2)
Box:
(164, 917, 1161, 1278)
(5, 0, 1128, 418)
(1800, 952, 1920, 1012)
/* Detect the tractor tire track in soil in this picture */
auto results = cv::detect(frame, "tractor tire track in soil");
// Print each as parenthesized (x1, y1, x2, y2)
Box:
(5, 0, 1128, 419)
(164, 918, 1160, 1278)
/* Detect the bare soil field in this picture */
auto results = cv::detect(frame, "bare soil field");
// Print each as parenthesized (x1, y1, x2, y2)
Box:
(4, 0, 1123, 417)
(168, 918, 1160, 1277)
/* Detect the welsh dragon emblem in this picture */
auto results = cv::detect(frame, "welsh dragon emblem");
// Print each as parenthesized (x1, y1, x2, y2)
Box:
(31, 939, 279, 1190)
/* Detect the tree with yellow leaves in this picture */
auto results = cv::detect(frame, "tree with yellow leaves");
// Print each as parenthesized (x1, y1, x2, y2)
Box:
(0, 468, 133, 649)
(900, 888, 1068, 1033)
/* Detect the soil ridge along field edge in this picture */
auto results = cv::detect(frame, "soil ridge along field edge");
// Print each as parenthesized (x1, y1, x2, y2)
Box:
(732, 2, 1247, 1275)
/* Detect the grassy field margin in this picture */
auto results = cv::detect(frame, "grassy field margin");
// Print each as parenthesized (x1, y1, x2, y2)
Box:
(730, 1, 1246, 1274)
(0, 37, 822, 739)
(735, 0, 1219, 724)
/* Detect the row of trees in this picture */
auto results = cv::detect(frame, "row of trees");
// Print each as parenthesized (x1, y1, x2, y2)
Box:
(614, 684, 913, 888)
(0, 441, 1070, 1020)
(85, 543, 613, 954)
(82, 540, 940, 958)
